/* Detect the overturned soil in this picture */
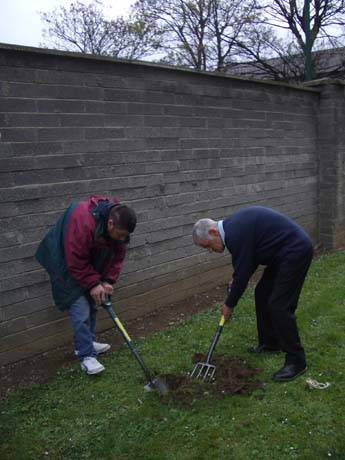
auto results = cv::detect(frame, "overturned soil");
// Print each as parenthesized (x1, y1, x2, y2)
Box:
(158, 355, 263, 407)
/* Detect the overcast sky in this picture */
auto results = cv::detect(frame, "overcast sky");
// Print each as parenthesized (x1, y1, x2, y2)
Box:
(0, 0, 134, 48)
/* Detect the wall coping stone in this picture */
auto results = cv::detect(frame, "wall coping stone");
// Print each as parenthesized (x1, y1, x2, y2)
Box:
(0, 42, 321, 93)
(303, 77, 345, 87)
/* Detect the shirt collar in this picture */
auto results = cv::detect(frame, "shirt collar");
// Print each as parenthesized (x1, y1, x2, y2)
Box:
(217, 220, 225, 245)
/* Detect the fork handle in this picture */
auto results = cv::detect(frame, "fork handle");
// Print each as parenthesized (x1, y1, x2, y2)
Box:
(205, 315, 225, 364)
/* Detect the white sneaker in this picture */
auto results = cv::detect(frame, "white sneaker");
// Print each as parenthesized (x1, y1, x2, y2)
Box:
(80, 357, 105, 375)
(93, 341, 111, 355)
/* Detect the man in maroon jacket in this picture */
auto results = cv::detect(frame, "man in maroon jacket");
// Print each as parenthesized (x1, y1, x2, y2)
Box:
(36, 195, 137, 375)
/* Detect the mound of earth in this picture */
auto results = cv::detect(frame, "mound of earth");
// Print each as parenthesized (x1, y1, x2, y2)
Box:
(158, 355, 264, 407)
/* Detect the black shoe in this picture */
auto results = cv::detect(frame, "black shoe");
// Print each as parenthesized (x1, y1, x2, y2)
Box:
(248, 344, 281, 354)
(272, 363, 307, 382)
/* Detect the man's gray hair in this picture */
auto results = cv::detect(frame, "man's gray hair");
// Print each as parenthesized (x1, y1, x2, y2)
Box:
(192, 218, 217, 244)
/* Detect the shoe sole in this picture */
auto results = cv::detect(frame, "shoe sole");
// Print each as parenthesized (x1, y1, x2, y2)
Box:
(272, 366, 307, 382)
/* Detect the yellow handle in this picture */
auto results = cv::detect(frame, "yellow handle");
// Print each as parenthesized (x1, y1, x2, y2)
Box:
(114, 317, 132, 342)
(219, 315, 225, 327)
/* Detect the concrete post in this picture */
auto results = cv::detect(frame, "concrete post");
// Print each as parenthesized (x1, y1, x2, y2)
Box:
(312, 79, 345, 249)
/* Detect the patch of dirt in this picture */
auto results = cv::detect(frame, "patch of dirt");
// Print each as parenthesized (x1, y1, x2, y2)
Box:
(158, 355, 263, 407)
(0, 285, 227, 400)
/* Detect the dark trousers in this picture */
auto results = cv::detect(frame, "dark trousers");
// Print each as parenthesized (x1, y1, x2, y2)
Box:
(254, 247, 313, 365)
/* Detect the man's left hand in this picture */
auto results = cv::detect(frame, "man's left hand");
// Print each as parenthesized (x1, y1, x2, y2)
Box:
(221, 304, 233, 322)
(102, 282, 114, 296)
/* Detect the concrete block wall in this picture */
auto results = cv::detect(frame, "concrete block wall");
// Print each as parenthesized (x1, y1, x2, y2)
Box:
(311, 79, 345, 249)
(0, 45, 320, 365)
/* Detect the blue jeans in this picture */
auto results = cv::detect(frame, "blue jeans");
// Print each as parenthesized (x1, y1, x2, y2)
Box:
(68, 296, 97, 361)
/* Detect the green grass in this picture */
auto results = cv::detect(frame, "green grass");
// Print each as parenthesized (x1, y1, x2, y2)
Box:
(1, 252, 345, 459)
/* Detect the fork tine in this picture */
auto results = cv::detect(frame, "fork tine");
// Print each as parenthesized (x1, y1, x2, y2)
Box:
(209, 366, 216, 380)
(202, 365, 208, 380)
(196, 364, 204, 379)
(191, 362, 216, 380)
(191, 362, 202, 379)
(203, 364, 216, 381)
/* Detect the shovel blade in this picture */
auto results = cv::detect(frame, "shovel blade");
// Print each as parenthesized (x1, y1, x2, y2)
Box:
(143, 377, 169, 395)
(190, 362, 216, 381)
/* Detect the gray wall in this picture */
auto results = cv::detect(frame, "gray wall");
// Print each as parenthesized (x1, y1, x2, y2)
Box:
(313, 79, 345, 248)
(1, 44, 341, 366)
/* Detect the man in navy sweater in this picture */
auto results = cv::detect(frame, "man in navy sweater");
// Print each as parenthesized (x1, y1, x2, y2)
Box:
(192, 206, 313, 382)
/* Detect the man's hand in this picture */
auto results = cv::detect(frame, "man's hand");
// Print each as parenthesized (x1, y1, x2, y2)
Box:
(90, 284, 107, 306)
(221, 304, 233, 322)
(102, 282, 113, 296)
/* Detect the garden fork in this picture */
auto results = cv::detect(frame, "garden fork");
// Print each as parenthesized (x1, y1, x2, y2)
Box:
(190, 315, 225, 381)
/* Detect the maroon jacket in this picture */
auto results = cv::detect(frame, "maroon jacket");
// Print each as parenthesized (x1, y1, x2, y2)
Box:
(36, 195, 127, 310)
(64, 195, 127, 290)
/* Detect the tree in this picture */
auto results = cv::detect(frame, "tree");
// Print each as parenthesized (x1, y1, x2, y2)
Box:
(132, 0, 258, 71)
(228, 25, 307, 81)
(267, 0, 345, 79)
(40, 0, 345, 80)
(40, 1, 161, 60)
(208, 0, 258, 71)
(248, 0, 345, 80)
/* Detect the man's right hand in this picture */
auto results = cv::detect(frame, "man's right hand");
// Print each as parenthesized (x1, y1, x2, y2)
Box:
(221, 304, 233, 322)
(90, 284, 107, 306)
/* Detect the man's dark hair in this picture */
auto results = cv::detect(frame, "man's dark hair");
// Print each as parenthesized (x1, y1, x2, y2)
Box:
(109, 205, 137, 233)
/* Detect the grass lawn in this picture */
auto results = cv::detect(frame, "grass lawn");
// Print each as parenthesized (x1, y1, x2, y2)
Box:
(1, 252, 345, 460)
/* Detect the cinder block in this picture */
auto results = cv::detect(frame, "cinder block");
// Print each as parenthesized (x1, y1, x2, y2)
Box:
(25, 307, 65, 330)
(103, 102, 128, 114)
(1, 210, 62, 232)
(10, 141, 63, 156)
(1, 128, 37, 142)
(0, 65, 36, 82)
(143, 116, 179, 127)
(0, 329, 69, 366)
(180, 138, 209, 149)
(128, 103, 163, 115)
(4, 113, 60, 127)
(0, 242, 37, 263)
(55, 85, 104, 100)
(62, 139, 109, 153)
(145, 161, 179, 173)
(38, 127, 84, 141)
(104, 88, 142, 102)
(0, 258, 37, 279)
(0, 316, 69, 353)
(164, 105, 196, 116)
(0, 269, 47, 294)
(179, 158, 211, 170)
(0, 294, 52, 321)
(60, 114, 104, 127)
(85, 127, 125, 139)
(0, 316, 27, 337)
(104, 115, 143, 126)
(145, 137, 180, 149)
(0, 97, 37, 113)
(2, 82, 54, 98)
(37, 99, 85, 113)
(127, 174, 164, 188)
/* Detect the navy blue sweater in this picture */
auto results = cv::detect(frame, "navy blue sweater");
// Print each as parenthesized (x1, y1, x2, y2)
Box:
(223, 206, 312, 309)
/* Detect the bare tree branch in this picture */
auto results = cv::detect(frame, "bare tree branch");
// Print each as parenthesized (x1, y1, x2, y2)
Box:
(132, 0, 257, 71)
